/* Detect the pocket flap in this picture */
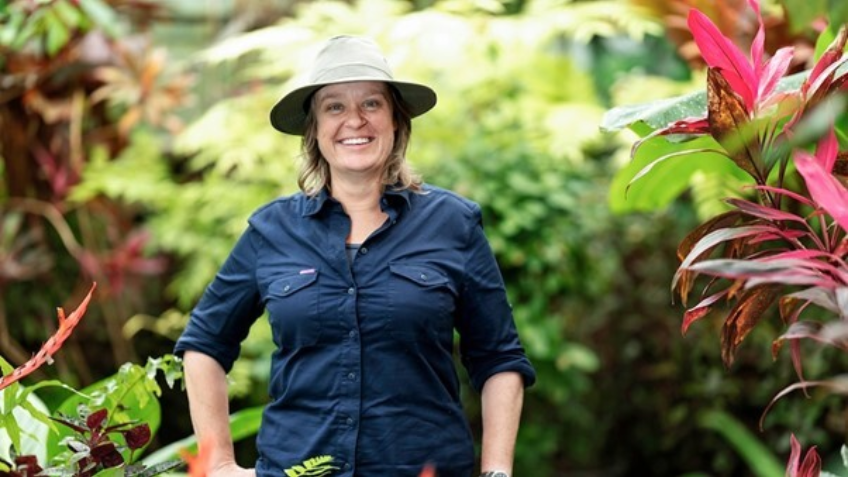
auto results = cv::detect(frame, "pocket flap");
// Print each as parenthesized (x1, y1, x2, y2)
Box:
(274, 269, 319, 296)
(389, 263, 449, 287)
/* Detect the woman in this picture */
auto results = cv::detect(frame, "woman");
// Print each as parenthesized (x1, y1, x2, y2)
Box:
(175, 35, 535, 477)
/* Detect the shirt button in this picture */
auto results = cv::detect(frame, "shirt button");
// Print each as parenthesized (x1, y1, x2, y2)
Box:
(349, 330, 356, 338)
(344, 463, 351, 471)
(283, 285, 290, 292)
(420, 273, 427, 280)
(346, 417, 354, 426)
(347, 287, 355, 295)
(347, 372, 355, 380)
(360, 246, 368, 255)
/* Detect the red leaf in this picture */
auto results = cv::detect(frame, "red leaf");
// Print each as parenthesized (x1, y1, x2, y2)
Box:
(122, 423, 151, 450)
(682, 289, 728, 335)
(688, 8, 756, 110)
(720, 285, 779, 367)
(90, 441, 124, 468)
(86, 409, 108, 431)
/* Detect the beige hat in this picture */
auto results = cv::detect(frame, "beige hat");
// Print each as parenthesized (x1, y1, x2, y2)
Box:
(269, 35, 437, 136)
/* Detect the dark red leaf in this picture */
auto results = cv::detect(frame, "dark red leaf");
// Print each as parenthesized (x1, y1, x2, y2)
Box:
(12, 455, 42, 476)
(86, 409, 108, 431)
(720, 285, 780, 367)
(90, 441, 123, 468)
(707, 68, 763, 182)
(123, 423, 151, 450)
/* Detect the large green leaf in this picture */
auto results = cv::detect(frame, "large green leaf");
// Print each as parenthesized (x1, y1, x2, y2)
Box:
(0, 389, 49, 464)
(608, 124, 751, 214)
(600, 72, 809, 134)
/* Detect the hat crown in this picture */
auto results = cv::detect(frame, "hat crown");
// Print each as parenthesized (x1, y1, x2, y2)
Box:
(309, 35, 394, 84)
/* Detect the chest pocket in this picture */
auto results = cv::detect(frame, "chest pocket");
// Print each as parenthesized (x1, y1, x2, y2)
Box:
(266, 270, 321, 347)
(388, 263, 456, 343)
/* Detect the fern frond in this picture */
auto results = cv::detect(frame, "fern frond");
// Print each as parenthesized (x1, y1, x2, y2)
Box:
(284, 455, 340, 477)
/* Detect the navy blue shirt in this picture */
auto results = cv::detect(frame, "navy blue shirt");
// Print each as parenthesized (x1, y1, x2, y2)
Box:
(174, 184, 536, 477)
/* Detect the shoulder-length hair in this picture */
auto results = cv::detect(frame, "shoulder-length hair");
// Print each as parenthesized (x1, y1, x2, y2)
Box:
(297, 84, 423, 195)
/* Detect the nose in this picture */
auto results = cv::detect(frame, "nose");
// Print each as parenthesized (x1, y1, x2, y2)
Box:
(345, 107, 367, 128)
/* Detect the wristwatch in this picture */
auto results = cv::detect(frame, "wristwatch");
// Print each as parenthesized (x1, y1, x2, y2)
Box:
(479, 472, 510, 477)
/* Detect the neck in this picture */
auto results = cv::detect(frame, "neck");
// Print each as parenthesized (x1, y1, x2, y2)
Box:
(330, 176, 383, 213)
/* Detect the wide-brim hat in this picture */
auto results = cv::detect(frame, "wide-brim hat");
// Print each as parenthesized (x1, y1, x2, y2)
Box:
(270, 35, 438, 136)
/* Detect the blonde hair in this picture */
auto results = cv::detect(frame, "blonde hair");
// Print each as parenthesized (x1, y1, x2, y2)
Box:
(297, 84, 423, 195)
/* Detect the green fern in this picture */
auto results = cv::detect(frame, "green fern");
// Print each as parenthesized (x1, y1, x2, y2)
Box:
(284, 455, 339, 477)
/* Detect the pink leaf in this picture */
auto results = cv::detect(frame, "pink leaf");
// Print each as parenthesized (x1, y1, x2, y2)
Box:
(631, 117, 711, 158)
(672, 225, 778, 291)
(787, 434, 802, 477)
(748, 0, 765, 79)
(688, 8, 757, 110)
(752, 185, 816, 208)
(758, 47, 794, 103)
(818, 128, 838, 172)
(725, 197, 807, 223)
(795, 150, 848, 234)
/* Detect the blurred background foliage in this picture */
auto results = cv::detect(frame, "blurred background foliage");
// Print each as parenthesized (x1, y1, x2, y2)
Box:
(2, 0, 848, 475)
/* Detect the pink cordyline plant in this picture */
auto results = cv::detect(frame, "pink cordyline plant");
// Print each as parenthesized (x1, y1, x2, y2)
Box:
(630, 0, 797, 187)
(649, 0, 848, 370)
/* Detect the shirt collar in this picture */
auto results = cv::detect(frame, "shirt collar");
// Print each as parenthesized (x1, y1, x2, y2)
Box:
(301, 186, 413, 217)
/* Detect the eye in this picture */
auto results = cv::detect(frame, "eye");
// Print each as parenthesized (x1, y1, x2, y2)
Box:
(363, 98, 382, 110)
(324, 102, 344, 113)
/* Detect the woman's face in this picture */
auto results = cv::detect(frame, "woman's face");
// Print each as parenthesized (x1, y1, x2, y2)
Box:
(313, 81, 396, 182)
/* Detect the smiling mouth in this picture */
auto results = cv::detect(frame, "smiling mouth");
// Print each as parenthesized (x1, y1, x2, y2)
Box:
(340, 137, 373, 145)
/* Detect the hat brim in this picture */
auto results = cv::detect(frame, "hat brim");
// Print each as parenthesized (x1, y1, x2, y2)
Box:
(269, 78, 437, 135)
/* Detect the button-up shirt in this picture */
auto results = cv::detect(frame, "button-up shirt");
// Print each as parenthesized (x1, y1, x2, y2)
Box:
(174, 184, 536, 477)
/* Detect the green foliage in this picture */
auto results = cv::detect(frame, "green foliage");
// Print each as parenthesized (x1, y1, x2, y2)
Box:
(283, 455, 338, 477)
(698, 409, 784, 477)
(0, 0, 119, 57)
(46, 355, 182, 464)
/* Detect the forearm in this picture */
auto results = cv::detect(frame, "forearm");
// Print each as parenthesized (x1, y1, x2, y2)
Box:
(479, 371, 525, 475)
(183, 350, 238, 470)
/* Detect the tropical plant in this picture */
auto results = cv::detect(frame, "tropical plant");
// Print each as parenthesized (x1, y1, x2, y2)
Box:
(603, 0, 848, 471)
(0, 285, 184, 477)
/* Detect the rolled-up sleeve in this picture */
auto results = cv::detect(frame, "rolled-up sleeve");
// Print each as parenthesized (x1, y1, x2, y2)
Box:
(174, 226, 264, 373)
(456, 205, 536, 392)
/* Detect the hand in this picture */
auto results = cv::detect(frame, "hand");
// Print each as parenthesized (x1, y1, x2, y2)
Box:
(208, 462, 256, 477)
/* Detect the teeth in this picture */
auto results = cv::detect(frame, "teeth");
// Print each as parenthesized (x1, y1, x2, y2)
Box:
(341, 138, 370, 145)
